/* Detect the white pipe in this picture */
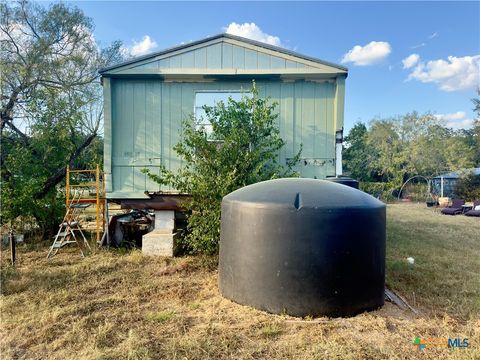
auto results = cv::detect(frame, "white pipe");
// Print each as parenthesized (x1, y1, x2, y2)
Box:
(335, 129, 343, 176)
(440, 176, 444, 197)
(335, 142, 342, 176)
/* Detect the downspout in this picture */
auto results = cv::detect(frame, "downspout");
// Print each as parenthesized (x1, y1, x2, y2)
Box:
(333, 74, 346, 178)
(335, 129, 343, 176)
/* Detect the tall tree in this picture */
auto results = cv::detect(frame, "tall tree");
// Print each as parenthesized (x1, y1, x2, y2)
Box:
(408, 124, 451, 176)
(0, 1, 122, 232)
(343, 122, 376, 181)
(468, 90, 480, 165)
(367, 119, 406, 187)
(342, 112, 477, 199)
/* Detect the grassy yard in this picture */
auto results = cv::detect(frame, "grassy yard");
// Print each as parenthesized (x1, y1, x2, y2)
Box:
(1, 203, 479, 359)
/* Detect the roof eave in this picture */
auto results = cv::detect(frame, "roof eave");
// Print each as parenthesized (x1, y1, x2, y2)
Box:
(223, 33, 348, 72)
(99, 33, 348, 75)
(99, 34, 225, 74)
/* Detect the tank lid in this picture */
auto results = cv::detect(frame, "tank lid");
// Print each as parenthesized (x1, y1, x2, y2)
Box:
(223, 178, 384, 209)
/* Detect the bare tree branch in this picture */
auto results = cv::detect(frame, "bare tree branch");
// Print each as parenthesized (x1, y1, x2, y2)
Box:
(20, 1, 40, 40)
(0, 25, 27, 65)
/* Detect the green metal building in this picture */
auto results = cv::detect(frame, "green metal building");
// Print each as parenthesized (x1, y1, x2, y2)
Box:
(99, 33, 348, 206)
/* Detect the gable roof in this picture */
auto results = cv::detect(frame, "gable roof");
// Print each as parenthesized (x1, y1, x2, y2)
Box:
(99, 33, 348, 75)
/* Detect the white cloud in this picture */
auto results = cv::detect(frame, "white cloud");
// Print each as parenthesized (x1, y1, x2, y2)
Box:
(224, 22, 282, 47)
(341, 41, 392, 66)
(410, 32, 438, 49)
(407, 55, 480, 91)
(411, 43, 426, 49)
(434, 111, 474, 130)
(131, 35, 158, 56)
(123, 35, 158, 57)
(402, 54, 420, 69)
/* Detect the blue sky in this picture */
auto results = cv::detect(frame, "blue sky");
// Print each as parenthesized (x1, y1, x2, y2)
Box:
(73, 1, 480, 132)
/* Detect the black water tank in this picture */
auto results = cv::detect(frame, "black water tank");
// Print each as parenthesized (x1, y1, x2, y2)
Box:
(219, 178, 386, 317)
(326, 175, 359, 189)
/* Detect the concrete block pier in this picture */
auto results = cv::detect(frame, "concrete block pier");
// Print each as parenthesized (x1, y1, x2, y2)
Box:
(142, 210, 177, 256)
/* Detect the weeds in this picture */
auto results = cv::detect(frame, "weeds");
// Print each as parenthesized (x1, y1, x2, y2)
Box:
(144, 310, 176, 323)
(260, 323, 283, 338)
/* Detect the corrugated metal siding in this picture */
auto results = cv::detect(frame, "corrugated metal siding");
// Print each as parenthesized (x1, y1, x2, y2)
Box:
(110, 79, 336, 195)
(132, 42, 313, 70)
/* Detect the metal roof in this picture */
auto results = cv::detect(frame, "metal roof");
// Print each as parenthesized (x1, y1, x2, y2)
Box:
(99, 33, 348, 74)
(433, 168, 480, 179)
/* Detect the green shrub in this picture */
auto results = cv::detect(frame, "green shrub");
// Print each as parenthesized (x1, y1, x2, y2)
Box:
(360, 182, 394, 201)
(144, 83, 301, 255)
(402, 183, 429, 202)
(455, 173, 480, 201)
(360, 182, 385, 197)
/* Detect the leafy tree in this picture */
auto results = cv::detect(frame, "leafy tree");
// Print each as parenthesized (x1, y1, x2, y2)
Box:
(443, 134, 476, 171)
(367, 119, 405, 188)
(343, 122, 376, 181)
(455, 173, 480, 201)
(408, 123, 451, 176)
(0, 1, 122, 233)
(343, 112, 477, 200)
(404, 114, 475, 177)
(144, 84, 301, 255)
(467, 90, 480, 166)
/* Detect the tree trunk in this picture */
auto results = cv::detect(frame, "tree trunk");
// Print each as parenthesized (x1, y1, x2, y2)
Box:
(34, 132, 98, 199)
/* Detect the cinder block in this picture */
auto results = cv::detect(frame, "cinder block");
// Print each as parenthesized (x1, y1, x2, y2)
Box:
(154, 210, 175, 231)
(142, 229, 178, 257)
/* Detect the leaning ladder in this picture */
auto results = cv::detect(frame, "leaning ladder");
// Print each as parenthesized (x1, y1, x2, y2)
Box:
(47, 191, 92, 258)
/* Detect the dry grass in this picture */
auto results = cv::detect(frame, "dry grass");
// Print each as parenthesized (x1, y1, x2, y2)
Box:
(386, 203, 480, 318)
(1, 203, 479, 359)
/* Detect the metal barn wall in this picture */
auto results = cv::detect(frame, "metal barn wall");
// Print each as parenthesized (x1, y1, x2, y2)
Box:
(108, 79, 337, 197)
(129, 42, 312, 70)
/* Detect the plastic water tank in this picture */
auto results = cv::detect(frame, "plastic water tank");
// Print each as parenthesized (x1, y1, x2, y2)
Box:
(326, 175, 359, 189)
(219, 178, 386, 317)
